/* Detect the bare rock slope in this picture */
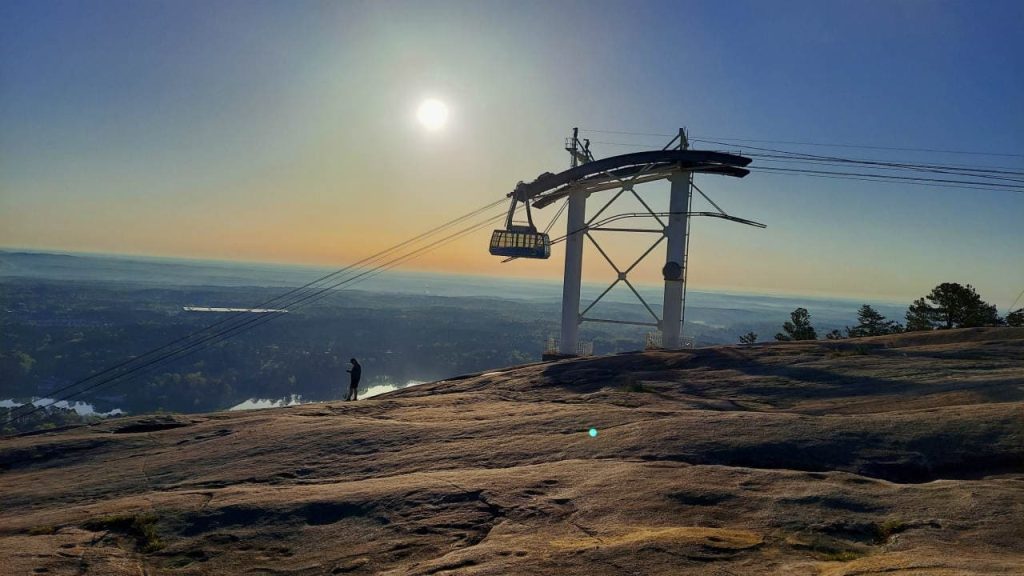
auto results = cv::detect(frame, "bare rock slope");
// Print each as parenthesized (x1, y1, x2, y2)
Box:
(2, 328, 1023, 575)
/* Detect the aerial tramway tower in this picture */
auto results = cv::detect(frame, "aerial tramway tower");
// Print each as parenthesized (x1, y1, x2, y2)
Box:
(490, 128, 763, 355)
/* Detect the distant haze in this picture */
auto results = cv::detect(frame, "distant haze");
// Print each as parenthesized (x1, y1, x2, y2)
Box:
(0, 249, 913, 325)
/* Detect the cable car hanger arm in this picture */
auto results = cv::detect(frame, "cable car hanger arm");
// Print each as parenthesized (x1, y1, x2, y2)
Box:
(508, 149, 753, 205)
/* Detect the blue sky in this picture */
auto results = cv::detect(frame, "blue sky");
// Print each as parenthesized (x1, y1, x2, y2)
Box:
(1, 0, 1021, 307)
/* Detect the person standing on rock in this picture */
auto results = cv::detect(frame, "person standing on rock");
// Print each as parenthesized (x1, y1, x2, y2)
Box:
(346, 358, 362, 401)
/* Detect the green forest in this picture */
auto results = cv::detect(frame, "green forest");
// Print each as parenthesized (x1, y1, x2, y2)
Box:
(1, 277, 653, 432)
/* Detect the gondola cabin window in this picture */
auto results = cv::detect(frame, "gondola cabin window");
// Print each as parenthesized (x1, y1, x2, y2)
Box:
(489, 227, 551, 259)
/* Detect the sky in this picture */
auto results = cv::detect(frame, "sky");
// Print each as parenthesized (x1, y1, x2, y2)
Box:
(1, 0, 1022, 308)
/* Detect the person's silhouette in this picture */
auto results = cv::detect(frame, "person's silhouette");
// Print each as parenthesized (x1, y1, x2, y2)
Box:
(346, 358, 361, 401)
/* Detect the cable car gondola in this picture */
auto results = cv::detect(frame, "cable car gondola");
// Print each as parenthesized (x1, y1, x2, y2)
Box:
(489, 195, 551, 259)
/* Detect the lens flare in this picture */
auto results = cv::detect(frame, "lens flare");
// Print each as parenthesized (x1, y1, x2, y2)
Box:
(588, 428, 598, 438)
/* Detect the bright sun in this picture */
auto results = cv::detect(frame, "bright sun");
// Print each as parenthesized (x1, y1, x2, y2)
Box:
(416, 99, 449, 130)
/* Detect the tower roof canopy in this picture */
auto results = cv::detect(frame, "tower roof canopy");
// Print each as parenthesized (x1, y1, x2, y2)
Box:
(510, 149, 752, 209)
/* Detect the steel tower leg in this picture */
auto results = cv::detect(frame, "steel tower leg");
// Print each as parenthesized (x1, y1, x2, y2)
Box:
(559, 189, 587, 355)
(661, 171, 692, 349)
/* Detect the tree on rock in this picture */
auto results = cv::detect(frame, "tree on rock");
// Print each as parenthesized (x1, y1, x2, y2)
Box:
(1007, 309, 1024, 327)
(847, 304, 902, 337)
(776, 308, 817, 341)
(739, 332, 758, 344)
(825, 329, 844, 340)
(905, 283, 1001, 331)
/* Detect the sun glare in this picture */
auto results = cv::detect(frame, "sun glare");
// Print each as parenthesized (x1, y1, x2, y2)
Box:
(416, 99, 449, 130)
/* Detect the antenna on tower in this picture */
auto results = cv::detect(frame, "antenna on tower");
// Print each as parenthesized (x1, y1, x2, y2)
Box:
(566, 127, 591, 167)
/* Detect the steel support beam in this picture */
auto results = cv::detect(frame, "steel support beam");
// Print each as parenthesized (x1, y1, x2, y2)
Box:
(661, 171, 692, 349)
(532, 128, 758, 356)
(559, 189, 587, 355)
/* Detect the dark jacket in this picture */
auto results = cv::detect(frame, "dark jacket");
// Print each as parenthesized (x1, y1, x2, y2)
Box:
(348, 362, 361, 386)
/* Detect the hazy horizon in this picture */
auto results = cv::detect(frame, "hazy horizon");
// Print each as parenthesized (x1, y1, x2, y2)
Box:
(0, 246, 936, 308)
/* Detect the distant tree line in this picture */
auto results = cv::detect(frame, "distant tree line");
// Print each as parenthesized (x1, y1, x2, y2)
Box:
(1, 405, 98, 435)
(2, 278, 656, 425)
(739, 282, 1021, 344)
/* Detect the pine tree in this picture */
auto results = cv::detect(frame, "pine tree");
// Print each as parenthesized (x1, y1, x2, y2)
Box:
(847, 304, 902, 337)
(904, 283, 1001, 331)
(1007, 309, 1024, 327)
(739, 332, 758, 344)
(906, 297, 937, 331)
(775, 308, 817, 341)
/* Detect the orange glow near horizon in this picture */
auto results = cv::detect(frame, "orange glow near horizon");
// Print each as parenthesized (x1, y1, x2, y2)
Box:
(0, 214, 922, 304)
(0, 155, 1014, 305)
